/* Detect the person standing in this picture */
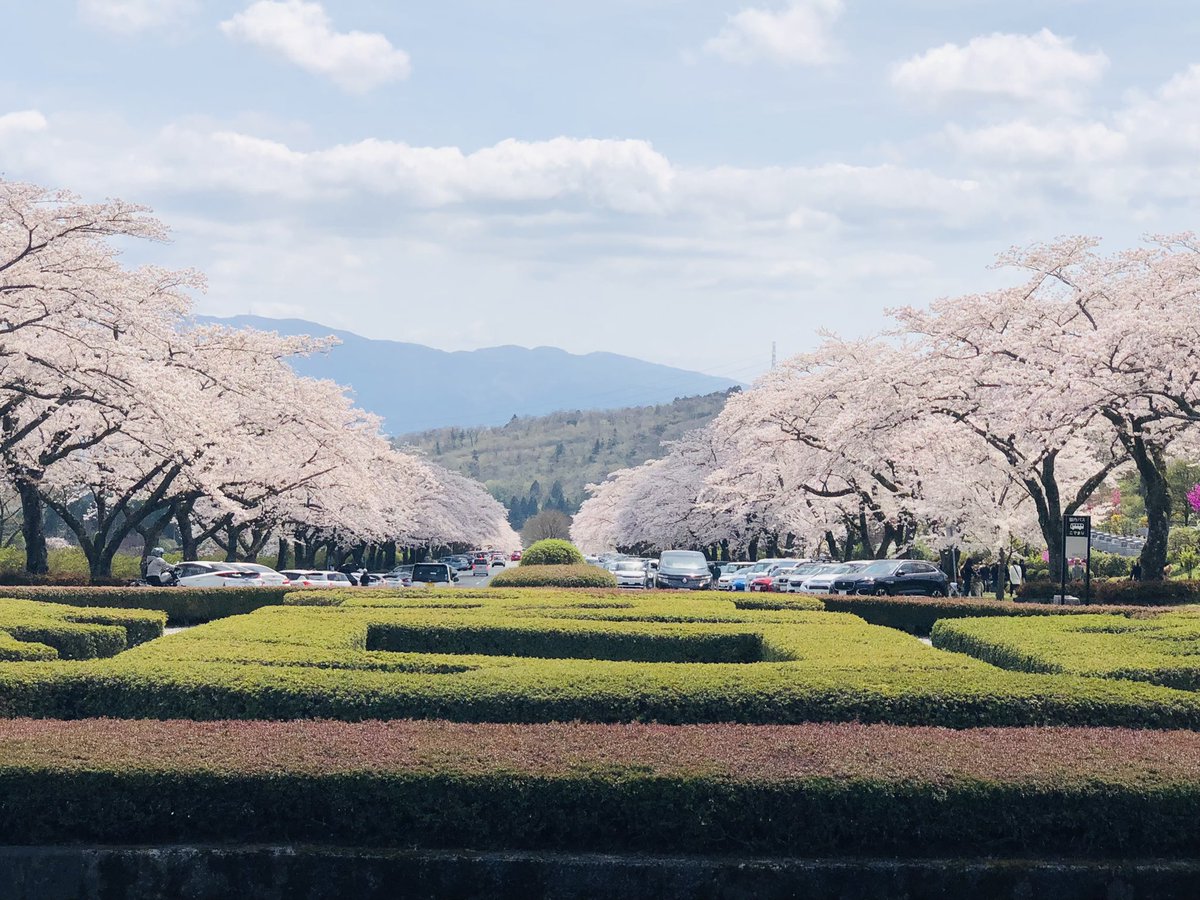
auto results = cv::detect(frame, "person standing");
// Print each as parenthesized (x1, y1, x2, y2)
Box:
(1131, 561, 1143, 582)
(1007, 560, 1023, 598)
(961, 560, 976, 598)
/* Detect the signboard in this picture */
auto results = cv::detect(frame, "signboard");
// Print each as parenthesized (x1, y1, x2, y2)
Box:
(1061, 515, 1092, 604)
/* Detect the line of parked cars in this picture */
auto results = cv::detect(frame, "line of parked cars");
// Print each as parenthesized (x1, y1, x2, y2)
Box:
(711, 557, 950, 596)
(146, 552, 518, 590)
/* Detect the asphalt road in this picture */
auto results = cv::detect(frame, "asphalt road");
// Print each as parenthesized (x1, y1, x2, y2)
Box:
(456, 563, 508, 586)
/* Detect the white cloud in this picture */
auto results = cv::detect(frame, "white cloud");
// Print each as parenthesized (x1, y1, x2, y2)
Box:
(705, 0, 842, 66)
(1115, 64, 1200, 159)
(944, 120, 1127, 165)
(220, 0, 411, 93)
(0, 110, 48, 137)
(78, 0, 197, 33)
(891, 29, 1107, 109)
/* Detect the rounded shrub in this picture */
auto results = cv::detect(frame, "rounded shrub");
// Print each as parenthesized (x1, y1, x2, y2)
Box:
(519, 539, 585, 567)
(491, 564, 617, 588)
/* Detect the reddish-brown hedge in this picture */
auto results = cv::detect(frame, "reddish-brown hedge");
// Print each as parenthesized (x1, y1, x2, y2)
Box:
(1, 719, 1199, 857)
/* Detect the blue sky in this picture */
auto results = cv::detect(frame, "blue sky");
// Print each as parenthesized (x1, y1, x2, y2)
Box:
(2, 1, 1198, 381)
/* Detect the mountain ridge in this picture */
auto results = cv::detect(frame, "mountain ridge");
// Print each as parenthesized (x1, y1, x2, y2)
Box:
(198, 315, 741, 433)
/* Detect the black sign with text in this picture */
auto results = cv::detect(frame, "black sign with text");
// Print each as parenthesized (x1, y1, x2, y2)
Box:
(1062, 514, 1093, 604)
(1066, 516, 1091, 539)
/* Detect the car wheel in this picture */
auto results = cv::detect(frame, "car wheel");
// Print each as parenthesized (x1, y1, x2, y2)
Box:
(934, 586, 949, 598)
(874, 587, 889, 596)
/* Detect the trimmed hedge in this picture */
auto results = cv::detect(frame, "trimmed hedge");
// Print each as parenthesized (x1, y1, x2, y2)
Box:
(1, 718, 1200, 858)
(490, 565, 617, 588)
(4, 590, 1200, 727)
(1017, 578, 1200, 606)
(822, 594, 1166, 636)
(0, 598, 165, 660)
(932, 612, 1200, 691)
(519, 539, 585, 567)
(0, 585, 295, 625)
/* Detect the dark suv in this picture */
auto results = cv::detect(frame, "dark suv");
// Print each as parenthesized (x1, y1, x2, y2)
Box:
(655, 550, 712, 590)
(830, 560, 949, 596)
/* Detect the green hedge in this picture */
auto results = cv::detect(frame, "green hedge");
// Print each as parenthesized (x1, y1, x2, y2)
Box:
(932, 612, 1200, 691)
(1017, 578, 1200, 606)
(1, 718, 1199, 858)
(0, 586, 295, 625)
(822, 595, 1165, 636)
(519, 540, 585, 567)
(491, 565, 617, 588)
(0, 598, 165, 660)
(4, 590, 1200, 727)
(0, 632, 56, 661)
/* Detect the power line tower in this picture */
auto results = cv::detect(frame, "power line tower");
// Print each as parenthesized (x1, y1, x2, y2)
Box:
(770, 341, 777, 369)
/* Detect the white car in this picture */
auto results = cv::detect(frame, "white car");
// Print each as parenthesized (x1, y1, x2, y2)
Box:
(782, 563, 825, 592)
(769, 560, 812, 592)
(231, 563, 290, 585)
(173, 561, 266, 588)
(798, 561, 872, 594)
(612, 559, 653, 588)
(278, 570, 354, 588)
(716, 562, 753, 590)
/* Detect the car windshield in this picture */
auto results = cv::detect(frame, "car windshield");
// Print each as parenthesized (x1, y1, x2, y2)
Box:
(860, 561, 901, 576)
(660, 551, 707, 571)
(811, 564, 851, 576)
(615, 562, 644, 571)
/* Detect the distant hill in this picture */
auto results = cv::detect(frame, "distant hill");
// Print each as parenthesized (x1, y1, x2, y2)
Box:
(199, 315, 741, 433)
(394, 391, 735, 526)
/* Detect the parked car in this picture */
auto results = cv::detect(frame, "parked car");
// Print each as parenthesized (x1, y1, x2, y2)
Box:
(612, 559, 653, 589)
(831, 559, 950, 596)
(510, 550, 523, 562)
(173, 561, 265, 588)
(441, 556, 471, 572)
(230, 563, 290, 586)
(769, 560, 812, 592)
(782, 563, 825, 593)
(656, 550, 712, 590)
(749, 563, 802, 593)
(716, 562, 753, 590)
(739, 558, 790, 592)
(382, 565, 414, 587)
(410, 562, 459, 586)
(797, 561, 871, 594)
(278, 570, 354, 588)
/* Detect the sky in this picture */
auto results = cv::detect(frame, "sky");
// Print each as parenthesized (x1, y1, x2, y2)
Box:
(2, 1, 1199, 382)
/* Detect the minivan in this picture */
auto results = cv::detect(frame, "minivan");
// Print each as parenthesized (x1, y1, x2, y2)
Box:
(655, 550, 712, 590)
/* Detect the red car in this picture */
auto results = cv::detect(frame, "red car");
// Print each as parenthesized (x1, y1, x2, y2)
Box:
(748, 574, 775, 592)
(510, 550, 523, 561)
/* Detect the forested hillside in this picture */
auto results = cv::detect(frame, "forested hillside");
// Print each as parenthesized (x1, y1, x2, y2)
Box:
(395, 391, 735, 527)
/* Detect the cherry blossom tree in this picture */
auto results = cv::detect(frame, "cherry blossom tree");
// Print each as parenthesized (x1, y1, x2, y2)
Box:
(0, 180, 199, 571)
(896, 234, 1200, 580)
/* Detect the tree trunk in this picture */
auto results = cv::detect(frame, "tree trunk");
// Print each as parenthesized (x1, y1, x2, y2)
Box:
(17, 479, 47, 575)
(383, 541, 396, 569)
(748, 536, 759, 562)
(1132, 439, 1170, 580)
(276, 537, 291, 571)
(136, 506, 173, 575)
(176, 501, 199, 561)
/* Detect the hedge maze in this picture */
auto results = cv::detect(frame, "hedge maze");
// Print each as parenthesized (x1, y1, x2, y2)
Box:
(4, 587, 1200, 862)
(3, 589, 1200, 727)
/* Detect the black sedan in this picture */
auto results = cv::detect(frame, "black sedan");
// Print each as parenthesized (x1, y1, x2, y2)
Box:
(830, 560, 949, 597)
